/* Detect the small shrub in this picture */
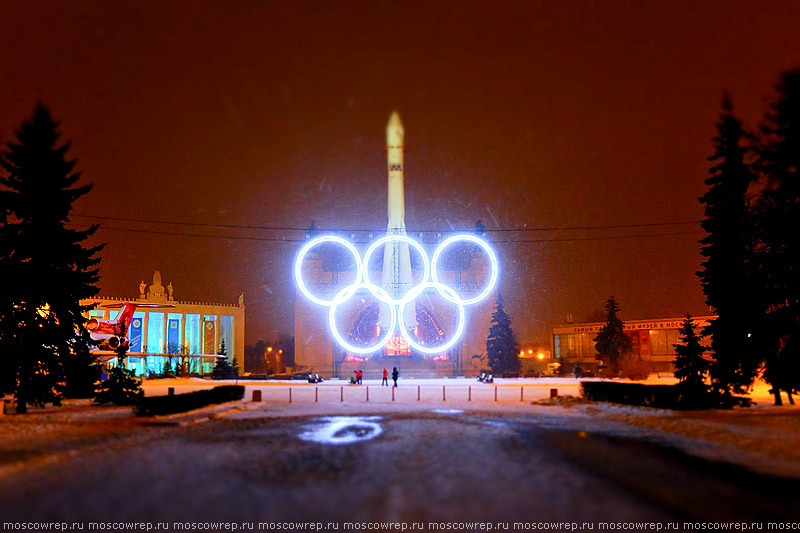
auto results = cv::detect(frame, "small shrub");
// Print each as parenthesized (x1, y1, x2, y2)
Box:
(95, 342, 143, 406)
(580, 381, 750, 410)
(618, 351, 650, 380)
(94, 365, 143, 406)
(136, 385, 244, 416)
(211, 355, 239, 380)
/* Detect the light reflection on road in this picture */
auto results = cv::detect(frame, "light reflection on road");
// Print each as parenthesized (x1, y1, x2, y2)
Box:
(299, 416, 383, 445)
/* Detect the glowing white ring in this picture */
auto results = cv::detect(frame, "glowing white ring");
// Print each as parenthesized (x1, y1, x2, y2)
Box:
(328, 283, 397, 354)
(362, 234, 430, 305)
(294, 236, 364, 306)
(294, 233, 499, 356)
(431, 234, 499, 305)
(397, 282, 465, 354)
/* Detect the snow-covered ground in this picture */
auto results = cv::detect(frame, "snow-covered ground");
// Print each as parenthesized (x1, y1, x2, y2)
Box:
(140, 375, 800, 481)
(143, 375, 594, 403)
(143, 374, 789, 405)
(3, 376, 799, 483)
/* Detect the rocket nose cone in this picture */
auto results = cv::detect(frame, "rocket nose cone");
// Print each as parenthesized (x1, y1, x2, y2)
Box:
(388, 111, 403, 129)
(387, 111, 404, 145)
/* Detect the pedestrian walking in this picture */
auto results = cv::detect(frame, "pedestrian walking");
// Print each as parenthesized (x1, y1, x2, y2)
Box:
(382, 368, 389, 386)
(356, 369, 363, 385)
(391, 366, 399, 387)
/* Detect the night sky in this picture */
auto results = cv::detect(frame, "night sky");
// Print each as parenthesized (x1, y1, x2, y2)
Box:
(2, 1, 799, 346)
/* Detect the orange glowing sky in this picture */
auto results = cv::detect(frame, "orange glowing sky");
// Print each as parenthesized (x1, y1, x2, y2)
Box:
(1, 1, 799, 345)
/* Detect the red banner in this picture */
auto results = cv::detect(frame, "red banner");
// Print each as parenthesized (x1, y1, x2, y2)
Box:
(624, 331, 651, 357)
(203, 320, 215, 355)
(638, 330, 651, 357)
(626, 331, 640, 355)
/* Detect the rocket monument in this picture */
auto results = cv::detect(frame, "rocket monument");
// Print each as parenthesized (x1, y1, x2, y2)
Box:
(378, 112, 417, 332)
(294, 111, 499, 369)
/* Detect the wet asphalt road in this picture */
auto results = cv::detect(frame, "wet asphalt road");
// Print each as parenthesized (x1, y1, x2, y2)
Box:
(1, 411, 799, 525)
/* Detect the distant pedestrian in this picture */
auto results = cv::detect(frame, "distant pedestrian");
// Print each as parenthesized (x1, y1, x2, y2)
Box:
(391, 366, 399, 387)
(356, 369, 363, 385)
(382, 368, 389, 386)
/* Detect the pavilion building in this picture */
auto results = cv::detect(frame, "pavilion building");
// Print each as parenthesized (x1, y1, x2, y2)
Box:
(82, 271, 245, 377)
(551, 315, 715, 373)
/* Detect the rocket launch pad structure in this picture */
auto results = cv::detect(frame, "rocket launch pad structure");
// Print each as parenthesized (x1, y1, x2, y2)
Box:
(294, 113, 495, 379)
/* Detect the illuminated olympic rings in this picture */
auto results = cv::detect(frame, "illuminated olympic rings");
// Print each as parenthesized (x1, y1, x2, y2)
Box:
(294, 233, 499, 355)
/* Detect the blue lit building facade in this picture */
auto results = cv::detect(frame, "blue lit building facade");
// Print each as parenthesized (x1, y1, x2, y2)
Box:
(82, 271, 245, 377)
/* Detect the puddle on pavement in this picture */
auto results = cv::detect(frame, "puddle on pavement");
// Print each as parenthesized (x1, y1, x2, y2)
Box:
(299, 416, 383, 445)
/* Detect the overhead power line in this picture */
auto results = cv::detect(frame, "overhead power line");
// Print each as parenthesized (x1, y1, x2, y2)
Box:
(87, 225, 305, 243)
(85, 224, 703, 245)
(72, 213, 702, 233)
(492, 230, 703, 243)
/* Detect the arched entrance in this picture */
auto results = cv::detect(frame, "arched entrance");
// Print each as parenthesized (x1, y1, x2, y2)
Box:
(348, 302, 447, 357)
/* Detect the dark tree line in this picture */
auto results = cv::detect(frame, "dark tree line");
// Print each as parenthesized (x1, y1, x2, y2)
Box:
(0, 105, 103, 413)
(244, 334, 294, 374)
(699, 70, 800, 405)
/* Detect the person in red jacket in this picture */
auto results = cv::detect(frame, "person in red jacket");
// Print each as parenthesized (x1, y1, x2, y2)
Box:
(355, 369, 363, 385)
(382, 368, 389, 386)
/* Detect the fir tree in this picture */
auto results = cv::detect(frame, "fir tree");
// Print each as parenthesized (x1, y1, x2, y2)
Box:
(62, 341, 99, 399)
(93, 339, 143, 406)
(245, 339, 268, 373)
(673, 314, 710, 390)
(698, 95, 761, 394)
(162, 357, 175, 379)
(593, 297, 631, 377)
(485, 291, 521, 376)
(277, 333, 295, 369)
(763, 335, 800, 406)
(755, 70, 800, 404)
(0, 175, 14, 396)
(212, 339, 238, 380)
(0, 106, 104, 413)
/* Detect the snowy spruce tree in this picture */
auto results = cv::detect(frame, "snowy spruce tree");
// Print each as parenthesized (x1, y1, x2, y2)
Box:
(673, 314, 710, 390)
(162, 357, 175, 378)
(755, 70, 800, 405)
(212, 339, 238, 380)
(593, 297, 631, 377)
(0, 105, 103, 412)
(698, 95, 760, 394)
(94, 336, 143, 406)
(486, 291, 520, 376)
